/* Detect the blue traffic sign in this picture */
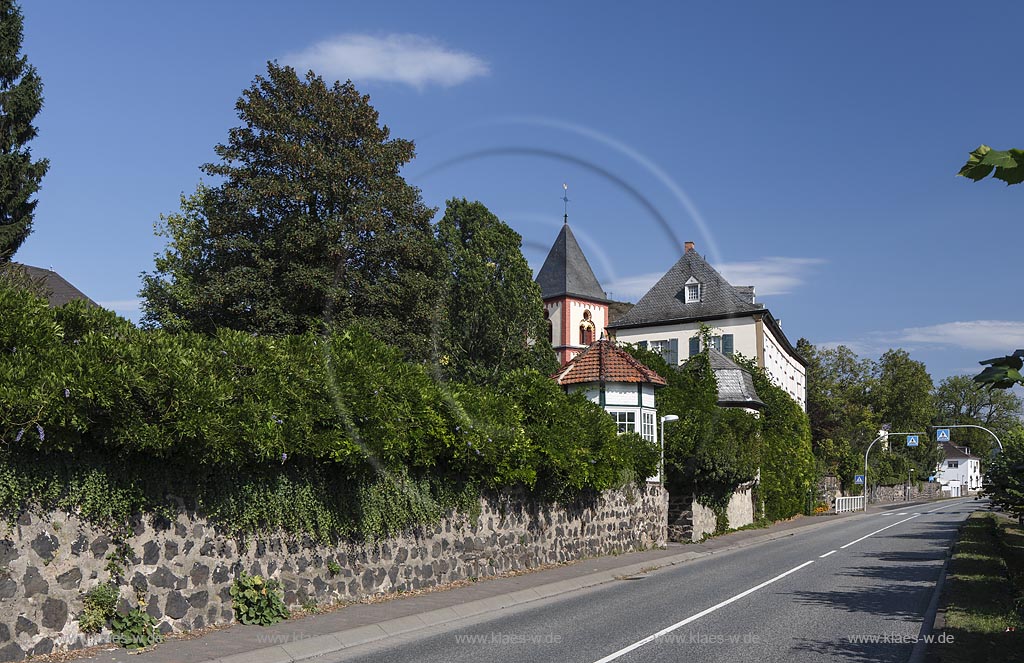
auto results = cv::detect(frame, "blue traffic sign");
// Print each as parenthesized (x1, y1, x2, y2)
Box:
(936, 428, 950, 442)
(907, 435, 919, 447)
(854, 475, 865, 485)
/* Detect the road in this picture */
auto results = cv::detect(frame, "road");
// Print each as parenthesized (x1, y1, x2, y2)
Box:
(324, 498, 976, 663)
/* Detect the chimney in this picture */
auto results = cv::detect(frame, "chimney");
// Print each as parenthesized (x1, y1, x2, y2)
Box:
(684, 241, 695, 253)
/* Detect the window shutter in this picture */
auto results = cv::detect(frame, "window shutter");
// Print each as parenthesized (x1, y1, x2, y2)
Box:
(723, 334, 734, 356)
(668, 338, 679, 365)
(689, 336, 700, 357)
(638, 340, 648, 350)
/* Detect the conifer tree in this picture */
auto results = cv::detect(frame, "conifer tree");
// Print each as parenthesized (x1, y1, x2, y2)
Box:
(141, 63, 442, 358)
(0, 0, 48, 260)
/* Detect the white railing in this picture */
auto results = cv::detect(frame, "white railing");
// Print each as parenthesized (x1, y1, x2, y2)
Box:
(835, 496, 865, 513)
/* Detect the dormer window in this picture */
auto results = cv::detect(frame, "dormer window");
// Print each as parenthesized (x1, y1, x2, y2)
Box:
(684, 277, 701, 303)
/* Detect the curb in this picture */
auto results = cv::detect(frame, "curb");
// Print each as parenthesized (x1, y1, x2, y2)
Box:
(200, 508, 890, 663)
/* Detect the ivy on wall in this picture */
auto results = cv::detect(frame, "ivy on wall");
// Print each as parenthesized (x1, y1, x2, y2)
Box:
(0, 283, 658, 541)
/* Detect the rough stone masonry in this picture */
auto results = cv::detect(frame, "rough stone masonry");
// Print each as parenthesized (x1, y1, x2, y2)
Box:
(0, 484, 666, 660)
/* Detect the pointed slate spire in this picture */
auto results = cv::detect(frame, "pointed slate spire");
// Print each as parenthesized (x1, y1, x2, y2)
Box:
(535, 223, 608, 302)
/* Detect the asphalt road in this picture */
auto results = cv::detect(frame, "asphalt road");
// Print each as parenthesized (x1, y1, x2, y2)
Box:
(324, 498, 977, 663)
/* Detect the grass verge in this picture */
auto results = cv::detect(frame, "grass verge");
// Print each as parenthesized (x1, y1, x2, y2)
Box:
(928, 511, 1024, 662)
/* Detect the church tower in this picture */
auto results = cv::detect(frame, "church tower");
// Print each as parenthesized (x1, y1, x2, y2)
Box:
(535, 214, 610, 365)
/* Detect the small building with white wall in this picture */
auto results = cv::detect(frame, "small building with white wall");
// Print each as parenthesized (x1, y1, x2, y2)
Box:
(551, 338, 667, 480)
(934, 442, 982, 496)
(606, 242, 807, 410)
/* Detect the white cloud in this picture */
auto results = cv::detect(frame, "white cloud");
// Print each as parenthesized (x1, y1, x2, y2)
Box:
(897, 320, 1024, 352)
(283, 34, 489, 89)
(715, 257, 825, 296)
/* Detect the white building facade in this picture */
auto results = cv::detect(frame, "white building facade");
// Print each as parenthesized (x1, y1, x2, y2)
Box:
(934, 443, 982, 496)
(607, 242, 807, 410)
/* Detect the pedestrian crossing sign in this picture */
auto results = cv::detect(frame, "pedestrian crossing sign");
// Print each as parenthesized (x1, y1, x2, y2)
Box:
(906, 435, 919, 447)
(936, 428, 950, 442)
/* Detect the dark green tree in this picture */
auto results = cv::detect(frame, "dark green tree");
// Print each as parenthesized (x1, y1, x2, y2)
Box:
(984, 429, 1024, 524)
(933, 374, 1023, 460)
(434, 199, 556, 383)
(797, 339, 880, 456)
(0, 0, 48, 260)
(140, 63, 442, 358)
(872, 348, 939, 477)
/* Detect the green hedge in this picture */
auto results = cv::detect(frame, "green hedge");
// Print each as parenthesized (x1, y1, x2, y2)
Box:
(0, 283, 657, 540)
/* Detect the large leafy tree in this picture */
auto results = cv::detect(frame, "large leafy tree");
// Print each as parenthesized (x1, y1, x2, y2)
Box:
(140, 63, 442, 358)
(797, 339, 879, 454)
(933, 374, 1023, 459)
(872, 348, 939, 477)
(0, 0, 48, 260)
(434, 199, 556, 383)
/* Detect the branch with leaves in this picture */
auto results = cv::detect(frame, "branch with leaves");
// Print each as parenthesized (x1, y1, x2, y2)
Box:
(974, 351, 1024, 390)
(958, 145, 1024, 185)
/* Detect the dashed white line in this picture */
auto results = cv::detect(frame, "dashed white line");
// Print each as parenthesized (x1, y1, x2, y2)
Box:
(819, 550, 837, 558)
(840, 514, 920, 549)
(591, 560, 816, 663)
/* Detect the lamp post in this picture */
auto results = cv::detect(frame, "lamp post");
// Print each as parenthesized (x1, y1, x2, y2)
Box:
(863, 431, 926, 511)
(931, 424, 1003, 452)
(660, 415, 679, 487)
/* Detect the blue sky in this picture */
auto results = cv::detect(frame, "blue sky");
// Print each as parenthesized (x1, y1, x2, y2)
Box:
(18, 1, 1024, 383)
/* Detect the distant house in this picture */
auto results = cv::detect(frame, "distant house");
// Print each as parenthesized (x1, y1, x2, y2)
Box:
(535, 221, 611, 365)
(606, 242, 807, 410)
(934, 443, 982, 496)
(8, 263, 97, 307)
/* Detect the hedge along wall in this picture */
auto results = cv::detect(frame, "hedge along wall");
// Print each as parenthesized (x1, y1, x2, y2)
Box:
(0, 282, 663, 657)
(0, 485, 668, 659)
(0, 284, 658, 541)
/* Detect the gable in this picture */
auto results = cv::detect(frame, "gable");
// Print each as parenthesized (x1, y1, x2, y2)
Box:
(607, 247, 760, 328)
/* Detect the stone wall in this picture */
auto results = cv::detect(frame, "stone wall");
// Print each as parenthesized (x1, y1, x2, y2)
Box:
(0, 485, 667, 660)
(869, 482, 943, 504)
(667, 483, 756, 542)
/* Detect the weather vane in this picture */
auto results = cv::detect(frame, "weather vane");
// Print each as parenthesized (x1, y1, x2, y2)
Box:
(562, 183, 569, 224)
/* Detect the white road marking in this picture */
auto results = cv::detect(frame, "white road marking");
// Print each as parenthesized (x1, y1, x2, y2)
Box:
(591, 560, 815, 663)
(819, 550, 837, 558)
(840, 515, 919, 549)
(896, 512, 907, 516)
(925, 500, 965, 513)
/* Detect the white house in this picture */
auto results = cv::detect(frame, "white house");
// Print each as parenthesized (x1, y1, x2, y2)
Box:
(551, 338, 667, 480)
(934, 443, 982, 496)
(606, 242, 807, 410)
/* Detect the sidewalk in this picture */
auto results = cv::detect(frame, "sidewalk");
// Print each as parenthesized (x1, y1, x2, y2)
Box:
(76, 498, 956, 663)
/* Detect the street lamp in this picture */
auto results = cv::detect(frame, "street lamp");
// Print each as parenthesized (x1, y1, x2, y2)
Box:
(660, 415, 679, 487)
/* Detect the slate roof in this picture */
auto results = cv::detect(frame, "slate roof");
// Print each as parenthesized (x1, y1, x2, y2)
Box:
(12, 263, 97, 307)
(535, 223, 609, 302)
(606, 247, 761, 328)
(941, 442, 978, 460)
(552, 339, 667, 387)
(707, 348, 765, 410)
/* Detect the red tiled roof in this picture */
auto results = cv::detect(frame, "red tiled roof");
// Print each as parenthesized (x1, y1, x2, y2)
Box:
(552, 339, 667, 387)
